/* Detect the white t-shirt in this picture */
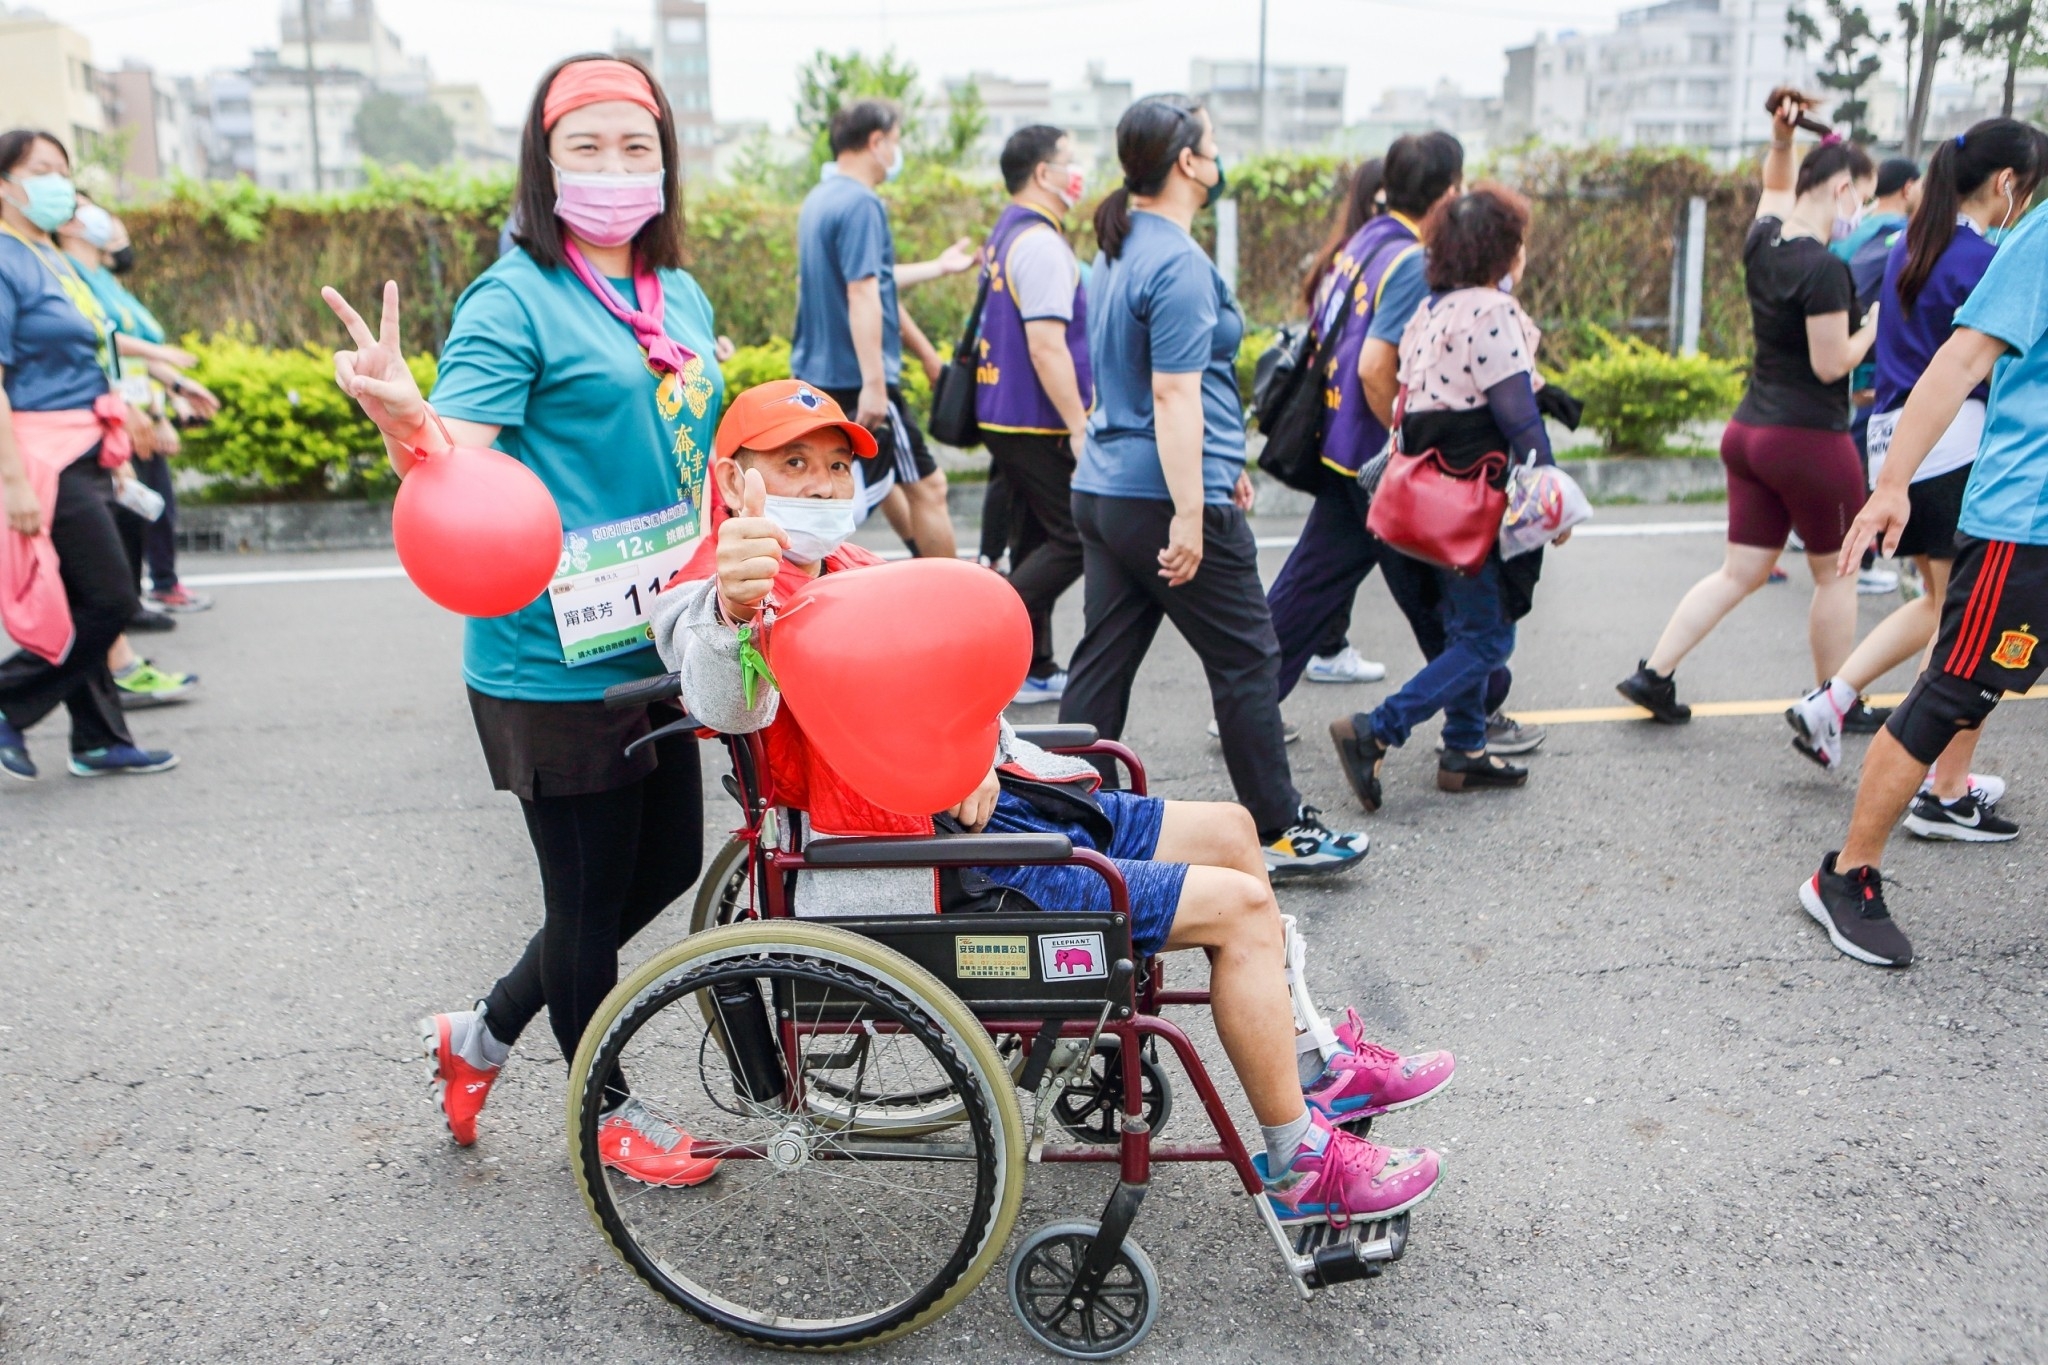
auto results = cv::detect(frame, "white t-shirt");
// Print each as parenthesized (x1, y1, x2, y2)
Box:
(1005, 224, 1079, 323)
(1865, 398, 1986, 487)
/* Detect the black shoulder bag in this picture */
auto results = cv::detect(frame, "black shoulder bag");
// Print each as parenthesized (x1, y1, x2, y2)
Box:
(1254, 261, 1370, 493)
(928, 256, 993, 448)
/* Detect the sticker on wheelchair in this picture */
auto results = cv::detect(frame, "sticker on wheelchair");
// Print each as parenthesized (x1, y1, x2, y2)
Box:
(1039, 932, 1107, 981)
(550, 498, 703, 667)
(955, 935, 1031, 980)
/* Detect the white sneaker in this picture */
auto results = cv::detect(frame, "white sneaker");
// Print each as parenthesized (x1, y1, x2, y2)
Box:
(1784, 684, 1846, 770)
(1920, 771, 2006, 809)
(1857, 567, 1901, 595)
(1011, 670, 1067, 706)
(1303, 646, 1388, 684)
(1207, 718, 1302, 743)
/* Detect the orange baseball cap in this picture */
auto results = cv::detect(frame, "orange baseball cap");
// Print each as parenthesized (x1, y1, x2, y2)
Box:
(714, 380, 879, 462)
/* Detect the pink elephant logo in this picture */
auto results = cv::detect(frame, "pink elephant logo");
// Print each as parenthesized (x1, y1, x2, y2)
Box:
(1053, 947, 1095, 976)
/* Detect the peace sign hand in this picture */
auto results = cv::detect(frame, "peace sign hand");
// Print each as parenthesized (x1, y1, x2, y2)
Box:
(322, 280, 426, 443)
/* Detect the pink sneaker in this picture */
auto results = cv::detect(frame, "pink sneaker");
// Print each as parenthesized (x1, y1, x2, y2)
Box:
(1306, 1007, 1455, 1120)
(1264, 1115, 1441, 1224)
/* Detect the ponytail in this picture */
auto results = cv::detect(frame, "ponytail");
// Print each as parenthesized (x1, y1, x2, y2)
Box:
(1095, 188, 1134, 260)
(1097, 94, 1207, 261)
(1897, 117, 2043, 314)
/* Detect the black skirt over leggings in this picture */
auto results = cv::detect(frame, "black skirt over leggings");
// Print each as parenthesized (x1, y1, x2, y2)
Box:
(469, 691, 703, 1074)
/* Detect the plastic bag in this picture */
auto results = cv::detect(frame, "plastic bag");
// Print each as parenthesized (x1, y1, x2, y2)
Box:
(1498, 460, 1591, 560)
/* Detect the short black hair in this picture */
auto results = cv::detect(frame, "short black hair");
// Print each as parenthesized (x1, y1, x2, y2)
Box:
(1001, 124, 1068, 194)
(1876, 157, 1921, 198)
(830, 99, 901, 157)
(0, 127, 70, 179)
(1382, 130, 1463, 217)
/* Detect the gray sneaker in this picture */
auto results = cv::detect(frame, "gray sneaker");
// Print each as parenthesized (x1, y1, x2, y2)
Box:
(1435, 711, 1546, 756)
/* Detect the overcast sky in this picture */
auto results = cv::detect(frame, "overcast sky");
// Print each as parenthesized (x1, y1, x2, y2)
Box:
(60, 0, 1643, 131)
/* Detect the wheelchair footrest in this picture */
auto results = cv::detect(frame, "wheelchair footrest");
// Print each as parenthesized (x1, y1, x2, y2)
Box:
(1294, 1214, 1410, 1288)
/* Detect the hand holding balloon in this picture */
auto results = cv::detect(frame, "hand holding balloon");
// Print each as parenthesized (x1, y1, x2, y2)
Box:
(715, 467, 790, 623)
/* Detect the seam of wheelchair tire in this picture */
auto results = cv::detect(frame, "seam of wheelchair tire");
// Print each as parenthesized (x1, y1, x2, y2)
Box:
(566, 919, 1028, 1350)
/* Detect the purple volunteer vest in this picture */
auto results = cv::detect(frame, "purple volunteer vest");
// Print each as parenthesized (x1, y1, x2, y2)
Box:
(1315, 212, 1422, 474)
(975, 202, 1093, 434)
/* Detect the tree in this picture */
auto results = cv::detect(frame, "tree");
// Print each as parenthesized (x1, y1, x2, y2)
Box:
(1959, 0, 2048, 115)
(793, 50, 923, 174)
(937, 79, 987, 169)
(354, 93, 454, 170)
(1902, 0, 1967, 157)
(1789, 0, 1888, 141)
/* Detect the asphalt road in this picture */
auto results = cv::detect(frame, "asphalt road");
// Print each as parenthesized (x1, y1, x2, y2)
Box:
(3, 506, 2045, 1365)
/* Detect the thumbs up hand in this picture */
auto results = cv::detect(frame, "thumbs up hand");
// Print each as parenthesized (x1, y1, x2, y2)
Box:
(715, 466, 789, 623)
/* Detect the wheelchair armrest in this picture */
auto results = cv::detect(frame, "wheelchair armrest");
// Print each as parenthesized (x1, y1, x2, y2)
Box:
(800, 832, 1073, 868)
(1011, 724, 1097, 749)
(603, 674, 682, 710)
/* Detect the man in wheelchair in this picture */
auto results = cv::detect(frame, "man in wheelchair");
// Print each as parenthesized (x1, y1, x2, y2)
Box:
(650, 381, 1453, 1222)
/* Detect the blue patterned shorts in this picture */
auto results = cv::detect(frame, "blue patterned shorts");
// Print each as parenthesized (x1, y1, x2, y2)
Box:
(974, 789, 1186, 956)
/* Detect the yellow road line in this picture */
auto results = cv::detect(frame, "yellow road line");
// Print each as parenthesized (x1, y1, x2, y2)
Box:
(1512, 685, 2048, 727)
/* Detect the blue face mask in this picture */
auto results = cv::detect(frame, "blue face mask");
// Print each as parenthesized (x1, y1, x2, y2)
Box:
(5, 172, 77, 232)
(883, 143, 905, 182)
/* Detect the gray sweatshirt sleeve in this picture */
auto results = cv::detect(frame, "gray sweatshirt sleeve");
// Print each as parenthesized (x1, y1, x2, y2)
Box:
(649, 579, 779, 734)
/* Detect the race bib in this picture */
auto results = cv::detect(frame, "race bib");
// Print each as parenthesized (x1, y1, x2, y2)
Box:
(1864, 408, 1898, 489)
(549, 499, 703, 666)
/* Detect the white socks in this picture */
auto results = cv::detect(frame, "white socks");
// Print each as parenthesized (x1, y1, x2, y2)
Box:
(449, 1004, 510, 1071)
(1260, 1109, 1329, 1182)
(1822, 677, 1858, 714)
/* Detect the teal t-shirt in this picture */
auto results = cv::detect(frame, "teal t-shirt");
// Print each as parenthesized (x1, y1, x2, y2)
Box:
(430, 248, 724, 701)
(1954, 208, 2048, 546)
(82, 264, 166, 345)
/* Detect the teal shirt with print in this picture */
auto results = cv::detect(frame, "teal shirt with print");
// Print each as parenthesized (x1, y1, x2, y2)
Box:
(430, 248, 724, 701)
(82, 264, 167, 345)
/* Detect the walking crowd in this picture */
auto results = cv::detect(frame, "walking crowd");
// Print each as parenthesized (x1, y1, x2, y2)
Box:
(8, 49, 2048, 1244)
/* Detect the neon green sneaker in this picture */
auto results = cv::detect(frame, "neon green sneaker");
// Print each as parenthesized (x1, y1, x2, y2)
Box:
(113, 659, 198, 709)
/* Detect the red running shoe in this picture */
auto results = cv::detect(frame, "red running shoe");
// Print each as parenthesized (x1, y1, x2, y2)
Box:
(420, 1010, 501, 1146)
(598, 1098, 721, 1187)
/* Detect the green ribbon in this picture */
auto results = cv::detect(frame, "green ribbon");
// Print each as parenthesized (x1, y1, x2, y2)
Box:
(737, 622, 778, 710)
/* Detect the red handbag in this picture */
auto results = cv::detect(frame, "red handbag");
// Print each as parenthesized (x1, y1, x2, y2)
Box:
(1365, 387, 1508, 575)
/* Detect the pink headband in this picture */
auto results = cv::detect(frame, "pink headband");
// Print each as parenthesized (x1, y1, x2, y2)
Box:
(542, 60, 660, 131)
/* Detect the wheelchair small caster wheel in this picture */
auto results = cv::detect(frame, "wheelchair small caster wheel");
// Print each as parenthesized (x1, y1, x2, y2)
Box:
(1009, 1219, 1160, 1360)
(1053, 1038, 1172, 1145)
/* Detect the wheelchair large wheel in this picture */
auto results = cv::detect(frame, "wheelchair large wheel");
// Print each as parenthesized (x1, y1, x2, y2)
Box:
(1008, 1220, 1160, 1359)
(569, 920, 1026, 1350)
(687, 835, 753, 934)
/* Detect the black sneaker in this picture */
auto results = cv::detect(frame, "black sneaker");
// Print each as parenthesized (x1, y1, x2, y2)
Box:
(1617, 661, 1690, 724)
(1799, 853, 1913, 967)
(1329, 716, 1388, 814)
(1436, 748, 1529, 792)
(1902, 791, 2019, 843)
(127, 606, 177, 633)
(1261, 805, 1369, 881)
(1841, 699, 1891, 734)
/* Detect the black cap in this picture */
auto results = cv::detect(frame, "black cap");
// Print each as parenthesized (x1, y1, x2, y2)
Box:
(1876, 157, 1921, 198)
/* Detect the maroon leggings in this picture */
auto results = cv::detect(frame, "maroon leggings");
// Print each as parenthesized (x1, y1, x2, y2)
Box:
(1721, 419, 1865, 555)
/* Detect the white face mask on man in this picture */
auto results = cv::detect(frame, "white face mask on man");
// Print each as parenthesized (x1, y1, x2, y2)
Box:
(763, 494, 858, 565)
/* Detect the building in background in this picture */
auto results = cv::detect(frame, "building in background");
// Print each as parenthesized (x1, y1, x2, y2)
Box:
(1190, 59, 1345, 158)
(1340, 81, 1503, 160)
(278, 0, 430, 98)
(432, 83, 513, 171)
(1499, 0, 1813, 158)
(1050, 62, 1133, 174)
(937, 72, 1053, 170)
(248, 58, 369, 191)
(100, 61, 205, 182)
(652, 0, 715, 184)
(0, 6, 106, 154)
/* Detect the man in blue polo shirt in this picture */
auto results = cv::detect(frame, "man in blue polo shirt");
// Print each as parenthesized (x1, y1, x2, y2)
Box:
(1801, 200, 2048, 969)
(791, 97, 975, 559)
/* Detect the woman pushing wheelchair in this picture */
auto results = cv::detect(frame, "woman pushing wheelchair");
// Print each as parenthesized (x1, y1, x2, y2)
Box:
(648, 379, 1456, 1223)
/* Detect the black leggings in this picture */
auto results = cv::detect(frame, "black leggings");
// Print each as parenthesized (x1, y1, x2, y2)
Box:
(0, 450, 137, 753)
(482, 730, 703, 1078)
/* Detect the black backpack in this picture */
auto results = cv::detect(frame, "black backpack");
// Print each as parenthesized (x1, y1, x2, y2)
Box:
(1253, 266, 1368, 494)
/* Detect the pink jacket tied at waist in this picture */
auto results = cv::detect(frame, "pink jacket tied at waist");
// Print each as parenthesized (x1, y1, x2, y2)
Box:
(2, 394, 134, 664)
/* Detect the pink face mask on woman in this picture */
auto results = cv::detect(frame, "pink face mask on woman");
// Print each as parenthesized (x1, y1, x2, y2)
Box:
(552, 164, 666, 247)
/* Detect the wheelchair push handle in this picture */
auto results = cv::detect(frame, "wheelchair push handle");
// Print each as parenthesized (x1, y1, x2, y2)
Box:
(603, 673, 683, 710)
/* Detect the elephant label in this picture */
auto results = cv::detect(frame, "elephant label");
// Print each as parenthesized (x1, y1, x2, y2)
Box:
(1038, 932, 1108, 981)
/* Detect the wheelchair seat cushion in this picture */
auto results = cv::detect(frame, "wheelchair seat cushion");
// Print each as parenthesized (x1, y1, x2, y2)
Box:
(975, 788, 1185, 957)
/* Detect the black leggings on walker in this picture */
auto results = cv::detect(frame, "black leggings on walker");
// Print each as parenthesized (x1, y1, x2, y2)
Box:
(482, 729, 703, 1083)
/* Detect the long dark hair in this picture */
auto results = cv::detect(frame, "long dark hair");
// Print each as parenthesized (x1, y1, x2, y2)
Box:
(510, 53, 685, 272)
(0, 128, 70, 179)
(1093, 95, 1207, 260)
(1301, 157, 1384, 312)
(1896, 117, 2043, 314)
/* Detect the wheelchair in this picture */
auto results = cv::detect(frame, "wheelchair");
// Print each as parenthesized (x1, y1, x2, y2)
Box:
(568, 673, 1418, 1359)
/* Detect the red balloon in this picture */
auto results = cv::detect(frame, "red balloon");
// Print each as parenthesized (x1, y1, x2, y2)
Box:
(767, 558, 1032, 817)
(391, 444, 562, 618)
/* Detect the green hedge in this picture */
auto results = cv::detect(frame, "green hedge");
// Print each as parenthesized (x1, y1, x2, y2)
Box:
(1552, 327, 1744, 454)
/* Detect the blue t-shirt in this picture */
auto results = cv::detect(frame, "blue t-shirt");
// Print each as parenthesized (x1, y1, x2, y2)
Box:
(0, 232, 111, 412)
(1074, 212, 1247, 504)
(1366, 244, 1430, 345)
(1874, 219, 1996, 414)
(1953, 208, 2048, 545)
(790, 172, 900, 390)
(431, 248, 724, 701)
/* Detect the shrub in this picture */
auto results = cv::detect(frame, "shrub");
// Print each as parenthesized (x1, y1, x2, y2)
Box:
(179, 331, 436, 498)
(1237, 326, 1276, 421)
(715, 334, 936, 430)
(1555, 327, 1743, 455)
